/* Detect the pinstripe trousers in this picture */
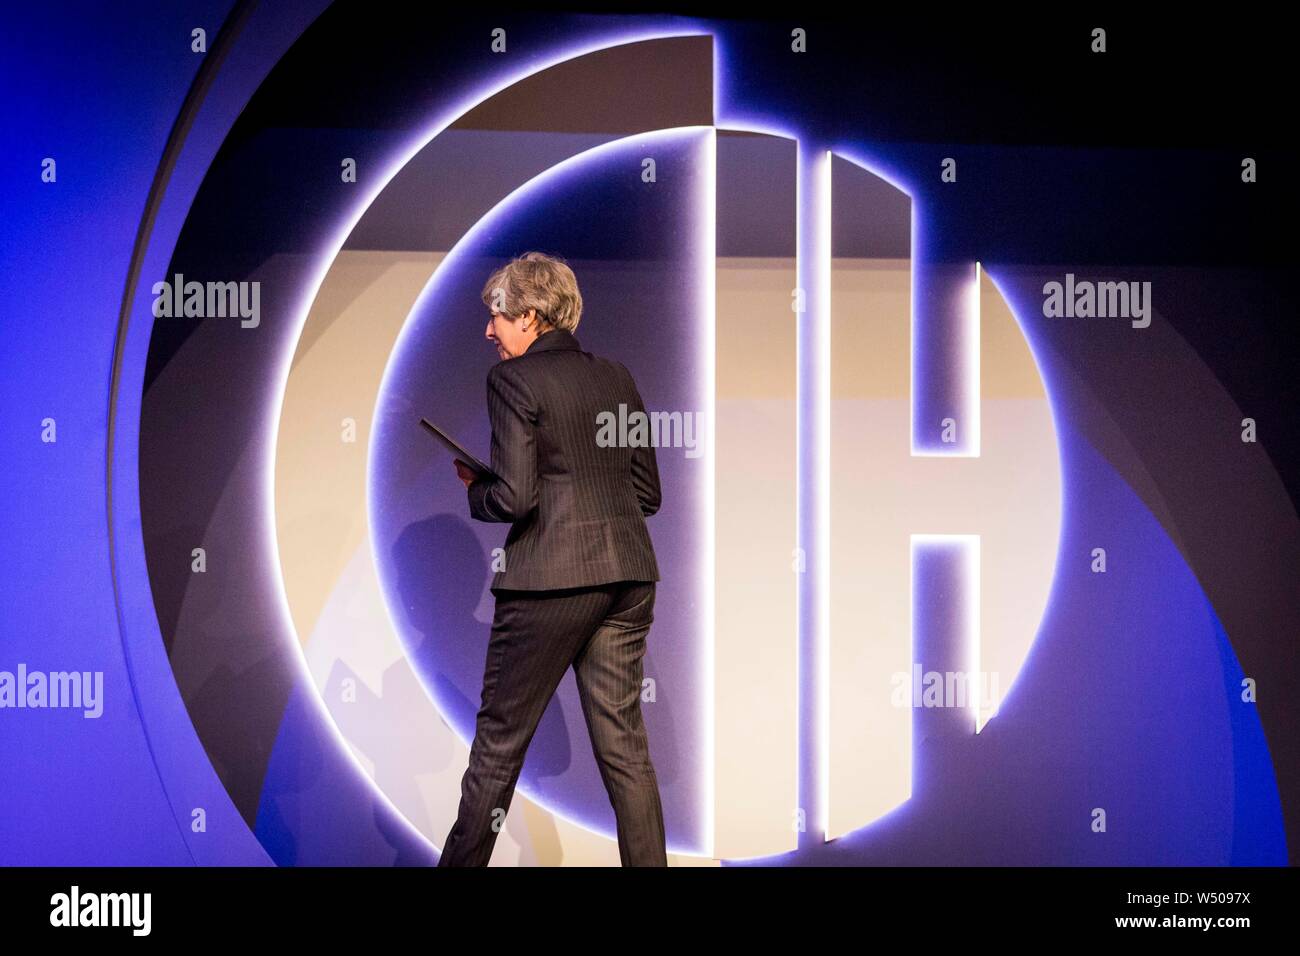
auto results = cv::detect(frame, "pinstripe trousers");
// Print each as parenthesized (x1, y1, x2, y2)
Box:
(438, 579, 667, 866)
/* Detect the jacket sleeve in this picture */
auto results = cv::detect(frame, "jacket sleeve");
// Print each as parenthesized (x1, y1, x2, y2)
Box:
(467, 362, 539, 523)
(622, 364, 661, 518)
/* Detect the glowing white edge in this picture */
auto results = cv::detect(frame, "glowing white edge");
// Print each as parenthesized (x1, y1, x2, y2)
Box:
(702, 128, 717, 859)
(816, 149, 832, 840)
(971, 260, 982, 456)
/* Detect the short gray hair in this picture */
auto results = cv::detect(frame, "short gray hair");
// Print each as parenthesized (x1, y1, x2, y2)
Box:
(480, 251, 583, 333)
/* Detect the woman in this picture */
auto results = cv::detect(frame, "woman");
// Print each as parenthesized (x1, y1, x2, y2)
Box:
(438, 251, 667, 866)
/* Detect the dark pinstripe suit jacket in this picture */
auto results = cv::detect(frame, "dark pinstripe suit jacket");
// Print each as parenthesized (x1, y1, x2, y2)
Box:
(467, 327, 662, 591)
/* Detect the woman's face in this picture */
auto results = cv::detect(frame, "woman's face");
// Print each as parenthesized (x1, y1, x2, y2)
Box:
(485, 308, 537, 360)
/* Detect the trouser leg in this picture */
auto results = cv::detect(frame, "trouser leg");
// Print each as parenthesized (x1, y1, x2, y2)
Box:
(438, 586, 610, 866)
(571, 581, 667, 867)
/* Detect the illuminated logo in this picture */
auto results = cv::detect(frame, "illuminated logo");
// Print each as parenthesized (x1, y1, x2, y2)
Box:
(272, 32, 1063, 865)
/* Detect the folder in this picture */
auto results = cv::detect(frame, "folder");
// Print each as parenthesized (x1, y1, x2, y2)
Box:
(419, 417, 498, 480)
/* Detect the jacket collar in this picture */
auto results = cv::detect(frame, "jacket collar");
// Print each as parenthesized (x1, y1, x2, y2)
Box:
(522, 327, 581, 355)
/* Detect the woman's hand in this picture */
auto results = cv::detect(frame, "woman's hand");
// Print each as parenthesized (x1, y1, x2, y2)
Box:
(453, 459, 480, 489)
